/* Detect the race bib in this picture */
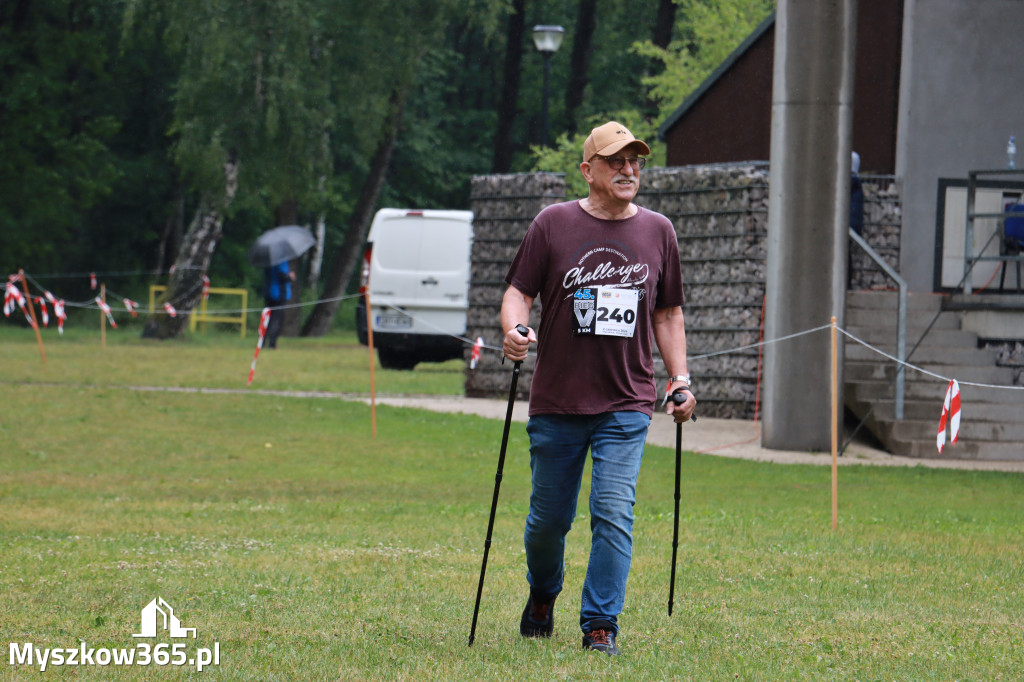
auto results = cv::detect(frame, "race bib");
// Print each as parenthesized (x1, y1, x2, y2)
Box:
(572, 286, 639, 338)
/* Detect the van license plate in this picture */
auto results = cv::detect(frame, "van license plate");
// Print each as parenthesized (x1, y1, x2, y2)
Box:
(376, 314, 412, 329)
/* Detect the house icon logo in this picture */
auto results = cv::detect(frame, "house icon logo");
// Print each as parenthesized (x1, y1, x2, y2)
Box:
(132, 597, 197, 638)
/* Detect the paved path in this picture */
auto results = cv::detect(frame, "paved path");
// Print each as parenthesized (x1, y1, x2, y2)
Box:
(357, 395, 1024, 473)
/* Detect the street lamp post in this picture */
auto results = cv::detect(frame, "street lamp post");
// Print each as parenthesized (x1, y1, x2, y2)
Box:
(532, 25, 564, 147)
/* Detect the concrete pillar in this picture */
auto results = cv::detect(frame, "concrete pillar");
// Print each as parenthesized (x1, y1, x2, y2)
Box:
(762, 0, 857, 451)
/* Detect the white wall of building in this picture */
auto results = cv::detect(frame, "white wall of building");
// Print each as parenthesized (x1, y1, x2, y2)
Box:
(896, 0, 1024, 291)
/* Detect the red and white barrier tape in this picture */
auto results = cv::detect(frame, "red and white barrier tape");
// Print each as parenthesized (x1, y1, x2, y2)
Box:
(123, 299, 138, 317)
(4, 279, 34, 326)
(4, 280, 23, 317)
(53, 298, 66, 334)
(35, 297, 49, 327)
(936, 379, 961, 453)
(95, 297, 117, 328)
(163, 302, 177, 317)
(470, 336, 483, 369)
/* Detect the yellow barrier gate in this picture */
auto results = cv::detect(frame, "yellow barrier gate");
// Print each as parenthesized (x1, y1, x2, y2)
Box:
(149, 285, 249, 337)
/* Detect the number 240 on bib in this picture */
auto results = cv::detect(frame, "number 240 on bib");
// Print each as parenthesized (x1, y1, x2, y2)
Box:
(572, 286, 639, 337)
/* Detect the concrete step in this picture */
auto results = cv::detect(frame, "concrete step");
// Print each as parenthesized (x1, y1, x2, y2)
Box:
(886, 438, 1023, 461)
(843, 385, 1024, 421)
(844, 289, 1022, 462)
(844, 307, 962, 329)
(844, 325, 978, 348)
(849, 379, 1024, 404)
(845, 360, 1016, 385)
(845, 343, 998, 366)
(846, 394, 1024, 423)
(847, 290, 946, 311)
(845, 400, 1023, 460)
(887, 418, 1024, 442)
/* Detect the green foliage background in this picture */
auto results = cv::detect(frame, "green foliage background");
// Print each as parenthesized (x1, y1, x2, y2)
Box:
(0, 0, 775, 304)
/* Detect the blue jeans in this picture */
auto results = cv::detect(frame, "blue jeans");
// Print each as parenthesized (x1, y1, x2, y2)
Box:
(524, 411, 651, 634)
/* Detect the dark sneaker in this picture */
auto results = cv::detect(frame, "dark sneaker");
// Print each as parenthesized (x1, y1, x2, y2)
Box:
(582, 628, 620, 656)
(519, 592, 556, 637)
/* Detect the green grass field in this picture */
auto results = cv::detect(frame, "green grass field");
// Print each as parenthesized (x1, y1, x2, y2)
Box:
(1, 325, 1022, 679)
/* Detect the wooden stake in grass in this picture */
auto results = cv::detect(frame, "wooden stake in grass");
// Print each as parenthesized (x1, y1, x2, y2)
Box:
(831, 315, 838, 531)
(19, 269, 46, 364)
(100, 283, 107, 348)
(365, 289, 377, 438)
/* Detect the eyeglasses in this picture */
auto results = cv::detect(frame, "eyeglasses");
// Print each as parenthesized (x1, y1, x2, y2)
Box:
(590, 155, 646, 171)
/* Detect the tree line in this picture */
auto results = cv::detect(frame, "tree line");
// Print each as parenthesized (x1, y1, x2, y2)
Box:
(0, 0, 772, 337)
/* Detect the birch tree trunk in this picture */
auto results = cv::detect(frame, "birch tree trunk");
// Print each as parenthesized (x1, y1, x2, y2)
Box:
(155, 193, 185, 276)
(142, 157, 239, 339)
(306, 212, 326, 292)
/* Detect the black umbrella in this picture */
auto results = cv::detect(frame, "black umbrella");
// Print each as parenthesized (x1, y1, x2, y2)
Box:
(248, 225, 316, 267)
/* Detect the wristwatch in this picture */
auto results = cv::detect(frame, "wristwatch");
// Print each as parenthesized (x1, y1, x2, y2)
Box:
(669, 374, 691, 387)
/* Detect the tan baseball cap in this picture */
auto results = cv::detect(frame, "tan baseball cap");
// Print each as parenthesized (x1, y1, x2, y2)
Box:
(583, 121, 651, 163)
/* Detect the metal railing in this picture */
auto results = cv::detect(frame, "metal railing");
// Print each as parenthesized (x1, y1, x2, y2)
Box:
(849, 228, 906, 418)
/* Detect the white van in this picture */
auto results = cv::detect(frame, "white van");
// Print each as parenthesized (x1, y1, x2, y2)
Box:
(356, 208, 473, 369)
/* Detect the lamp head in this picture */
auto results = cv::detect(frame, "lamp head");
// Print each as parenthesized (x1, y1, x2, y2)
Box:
(532, 25, 565, 54)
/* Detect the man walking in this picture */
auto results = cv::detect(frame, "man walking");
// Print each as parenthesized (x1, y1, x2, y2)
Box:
(501, 121, 696, 655)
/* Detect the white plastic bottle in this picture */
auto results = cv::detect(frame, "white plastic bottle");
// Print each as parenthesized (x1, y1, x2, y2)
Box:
(1008, 135, 1017, 169)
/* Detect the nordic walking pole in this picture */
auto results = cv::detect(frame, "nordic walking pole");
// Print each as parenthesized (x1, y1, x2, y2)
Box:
(669, 414, 682, 616)
(667, 388, 696, 617)
(469, 324, 528, 646)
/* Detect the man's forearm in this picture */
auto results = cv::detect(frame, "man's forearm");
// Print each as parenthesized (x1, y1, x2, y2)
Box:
(652, 306, 689, 379)
(501, 286, 533, 332)
(501, 285, 535, 361)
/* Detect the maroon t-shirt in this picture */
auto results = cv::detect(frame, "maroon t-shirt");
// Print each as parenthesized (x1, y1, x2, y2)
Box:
(505, 200, 684, 417)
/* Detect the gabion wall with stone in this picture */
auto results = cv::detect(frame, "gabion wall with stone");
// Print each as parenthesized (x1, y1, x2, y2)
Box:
(463, 173, 564, 399)
(635, 164, 769, 417)
(464, 165, 902, 417)
(850, 175, 902, 290)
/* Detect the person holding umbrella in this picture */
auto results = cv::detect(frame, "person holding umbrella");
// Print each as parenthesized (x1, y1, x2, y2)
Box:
(262, 260, 294, 349)
(500, 121, 696, 655)
(248, 225, 316, 349)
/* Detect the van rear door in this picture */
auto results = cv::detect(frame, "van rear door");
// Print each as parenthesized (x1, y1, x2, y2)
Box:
(369, 210, 472, 337)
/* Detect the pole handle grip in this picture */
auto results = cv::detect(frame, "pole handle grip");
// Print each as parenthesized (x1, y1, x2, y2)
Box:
(503, 324, 531, 365)
(668, 388, 697, 422)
